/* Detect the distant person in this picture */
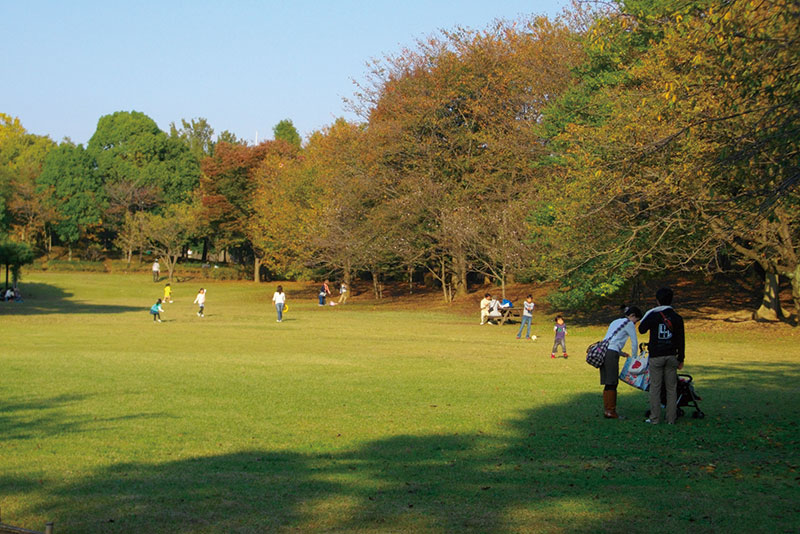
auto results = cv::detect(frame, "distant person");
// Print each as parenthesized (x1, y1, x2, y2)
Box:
(272, 285, 286, 323)
(163, 283, 173, 303)
(150, 298, 164, 323)
(599, 305, 643, 419)
(318, 280, 331, 306)
(193, 288, 206, 317)
(516, 295, 534, 339)
(4, 288, 13, 301)
(639, 287, 686, 425)
(152, 259, 160, 282)
(551, 315, 567, 358)
(479, 293, 492, 325)
(488, 297, 503, 321)
(338, 281, 348, 304)
(13, 287, 23, 302)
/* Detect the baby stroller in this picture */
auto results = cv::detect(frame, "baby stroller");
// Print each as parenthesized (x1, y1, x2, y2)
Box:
(644, 373, 704, 419)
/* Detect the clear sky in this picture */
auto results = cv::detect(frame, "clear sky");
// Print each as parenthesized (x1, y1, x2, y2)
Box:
(2, 1, 568, 145)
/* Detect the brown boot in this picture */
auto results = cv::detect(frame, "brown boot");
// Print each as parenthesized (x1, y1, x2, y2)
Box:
(603, 390, 619, 419)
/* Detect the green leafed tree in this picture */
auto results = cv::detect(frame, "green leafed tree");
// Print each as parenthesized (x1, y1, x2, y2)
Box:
(37, 142, 106, 259)
(273, 119, 302, 148)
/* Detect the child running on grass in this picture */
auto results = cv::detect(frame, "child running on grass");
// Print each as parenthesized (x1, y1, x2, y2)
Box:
(150, 298, 164, 323)
(551, 315, 568, 359)
(193, 288, 206, 317)
(163, 283, 173, 303)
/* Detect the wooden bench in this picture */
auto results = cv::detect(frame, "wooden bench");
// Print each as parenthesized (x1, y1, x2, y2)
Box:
(488, 307, 522, 325)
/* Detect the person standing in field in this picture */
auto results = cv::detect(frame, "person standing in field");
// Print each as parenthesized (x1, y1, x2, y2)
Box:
(150, 298, 164, 323)
(163, 283, 173, 303)
(516, 295, 534, 339)
(318, 280, 331, 306)
(599, 305, 642, 419)
(338, 281, 348, 304)
(551, 315, 568, 358)
(194, 288, 206, 317)
(639, 287, 686, 425)
(272, 285, 286, 322)
(152, 259, 160, 282)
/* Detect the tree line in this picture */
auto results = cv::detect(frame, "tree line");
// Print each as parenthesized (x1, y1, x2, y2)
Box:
(0, 0, 797, 320)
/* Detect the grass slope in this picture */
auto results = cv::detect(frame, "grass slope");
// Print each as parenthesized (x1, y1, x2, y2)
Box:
(1, 273, 798, 533)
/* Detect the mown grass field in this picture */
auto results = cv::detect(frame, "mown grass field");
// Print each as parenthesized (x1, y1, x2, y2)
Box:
(1, 272, 799, 533)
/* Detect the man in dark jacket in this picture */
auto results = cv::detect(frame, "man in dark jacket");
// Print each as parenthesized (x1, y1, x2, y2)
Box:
(639, 287, 685, 424)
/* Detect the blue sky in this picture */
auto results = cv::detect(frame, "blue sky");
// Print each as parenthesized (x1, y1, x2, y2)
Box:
(2, 1, 568, 145)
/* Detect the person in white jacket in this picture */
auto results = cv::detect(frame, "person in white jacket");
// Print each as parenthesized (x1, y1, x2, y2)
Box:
(193, 288, 206, 317)
(599, 305, 643, 419)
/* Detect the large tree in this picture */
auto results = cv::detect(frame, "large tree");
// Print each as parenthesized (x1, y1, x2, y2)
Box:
(359, 18, 582, 300)
(542, 0, 800, 320)
(88, 111, 200, 207)
(37, 143, 106, 259)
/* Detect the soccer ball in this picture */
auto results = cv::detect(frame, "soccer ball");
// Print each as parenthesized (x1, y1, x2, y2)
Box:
(531, 335, 538, 341)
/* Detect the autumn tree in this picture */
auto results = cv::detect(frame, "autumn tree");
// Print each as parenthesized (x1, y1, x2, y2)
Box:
(141, 203, 203, 282)
(0, 114, 55, 244)
(542, 1, 800, 320)
(359, 18, 582, 300)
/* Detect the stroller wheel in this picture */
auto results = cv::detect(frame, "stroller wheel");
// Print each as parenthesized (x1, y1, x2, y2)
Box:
(692, 411, 705, 419)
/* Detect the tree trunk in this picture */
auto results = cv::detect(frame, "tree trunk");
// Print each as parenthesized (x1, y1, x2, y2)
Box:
(371, 269, 382, 299)
(253, 256, 262, 283)
(440, 258, 450, 303)
(167, 254, 177, 283)
(787, 264, 800, 326)
(754, 270, 783, 321)
(201, 237, 208, 263)
(453, 252, 468, 298)
(500, 265, 506, 300)
(68, 245, 72, 262)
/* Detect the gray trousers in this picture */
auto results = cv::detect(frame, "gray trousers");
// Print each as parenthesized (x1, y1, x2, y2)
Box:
(648, 355, 680, 424)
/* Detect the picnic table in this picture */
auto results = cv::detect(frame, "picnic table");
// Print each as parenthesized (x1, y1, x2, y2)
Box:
(490, 307, 522, 325)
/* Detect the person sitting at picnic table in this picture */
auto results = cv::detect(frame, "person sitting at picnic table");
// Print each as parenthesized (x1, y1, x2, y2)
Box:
(480, 293, 492, 325)
(488, 297, 503, 321)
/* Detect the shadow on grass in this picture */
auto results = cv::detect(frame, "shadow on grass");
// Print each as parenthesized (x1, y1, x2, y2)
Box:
(0, 282, 140, 316)
(0, 394, 168, 442)
(10, 363, 800, 533)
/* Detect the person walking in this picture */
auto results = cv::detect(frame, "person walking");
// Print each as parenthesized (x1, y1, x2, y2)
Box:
(599, 305, 643, 419)
(338, 281, 348, 304)
(516, 295, 534, 339)
(152, 259, 160, 282)
(639, 287, 686, 424)
(272, 285, 286, 322)
(163, 283, 173, 303)
(193, 288, 206, 317)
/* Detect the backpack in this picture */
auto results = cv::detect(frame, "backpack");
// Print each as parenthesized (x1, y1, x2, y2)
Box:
(586, 319, 629, 368)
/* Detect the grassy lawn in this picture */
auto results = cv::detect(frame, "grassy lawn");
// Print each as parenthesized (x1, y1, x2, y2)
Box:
(1, 272, 799, 533)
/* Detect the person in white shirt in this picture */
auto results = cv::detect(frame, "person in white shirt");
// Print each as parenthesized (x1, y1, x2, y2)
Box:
(152, 260, 160, 282)
(272, 285, 286, 322)
(193, 288, 206, 317)
(600, 305, 643, 419)
(517, 295, 535, 339)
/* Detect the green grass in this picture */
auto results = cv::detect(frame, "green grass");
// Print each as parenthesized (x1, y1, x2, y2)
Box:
(2, 273, 799, 533)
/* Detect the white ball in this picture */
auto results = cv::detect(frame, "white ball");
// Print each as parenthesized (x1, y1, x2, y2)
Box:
(531, 335, 538, 341)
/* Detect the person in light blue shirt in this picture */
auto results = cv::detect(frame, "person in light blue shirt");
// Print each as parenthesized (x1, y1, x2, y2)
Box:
(516, 295, 534, 339)
(600, 305, 642, 419)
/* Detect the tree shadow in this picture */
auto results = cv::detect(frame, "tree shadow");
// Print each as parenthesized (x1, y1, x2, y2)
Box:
(0, 394, 169, 442)
(0, 283, 141, 316)
(8, 361, 799, 533)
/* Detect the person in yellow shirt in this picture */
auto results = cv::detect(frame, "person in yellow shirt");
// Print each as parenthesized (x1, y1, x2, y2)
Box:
(163, 283, 173, 303)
